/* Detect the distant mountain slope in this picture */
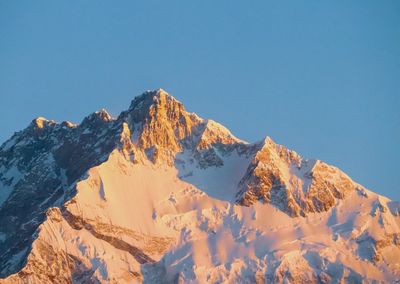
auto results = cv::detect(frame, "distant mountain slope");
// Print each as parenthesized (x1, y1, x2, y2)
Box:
(0, 89, 399, 283)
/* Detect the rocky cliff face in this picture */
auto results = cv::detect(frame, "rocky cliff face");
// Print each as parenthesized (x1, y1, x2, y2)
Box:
(236, 137, 357, 217)
(0, 89, 399, 283)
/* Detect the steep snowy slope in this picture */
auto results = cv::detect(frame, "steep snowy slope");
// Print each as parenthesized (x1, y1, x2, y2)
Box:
(0, 89, 399, 283)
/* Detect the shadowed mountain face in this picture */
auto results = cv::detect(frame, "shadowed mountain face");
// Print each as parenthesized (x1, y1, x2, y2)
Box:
(0, 89, 399, 283)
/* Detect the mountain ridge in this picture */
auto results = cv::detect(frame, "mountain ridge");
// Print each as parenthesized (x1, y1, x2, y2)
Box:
(0, 89, 399, 283)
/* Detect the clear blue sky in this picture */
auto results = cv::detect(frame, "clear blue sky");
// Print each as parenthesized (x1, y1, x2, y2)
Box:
(0, 1, 399, 200)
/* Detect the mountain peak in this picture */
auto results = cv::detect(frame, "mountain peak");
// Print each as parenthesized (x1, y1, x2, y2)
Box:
(95, 108, 113, 121)
(1, 89, 399, 283)
(128, 88, 181, 112)
(81, 109, 113, 128)
(111, 89, 200, 163)
(195, 119, 245, 150)
(31, 117, 56, 129)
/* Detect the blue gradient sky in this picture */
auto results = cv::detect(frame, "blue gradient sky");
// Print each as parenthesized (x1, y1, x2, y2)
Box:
(0, 1, 399, 200)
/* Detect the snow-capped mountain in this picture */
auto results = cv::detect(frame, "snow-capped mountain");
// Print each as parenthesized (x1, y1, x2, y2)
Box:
(0, 89, 399, 283)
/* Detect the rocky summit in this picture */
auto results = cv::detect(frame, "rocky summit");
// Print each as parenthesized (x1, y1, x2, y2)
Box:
(0, 89, 399, 283)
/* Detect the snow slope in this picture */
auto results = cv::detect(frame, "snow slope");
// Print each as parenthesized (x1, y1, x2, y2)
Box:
(0, 89, 399, 283)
